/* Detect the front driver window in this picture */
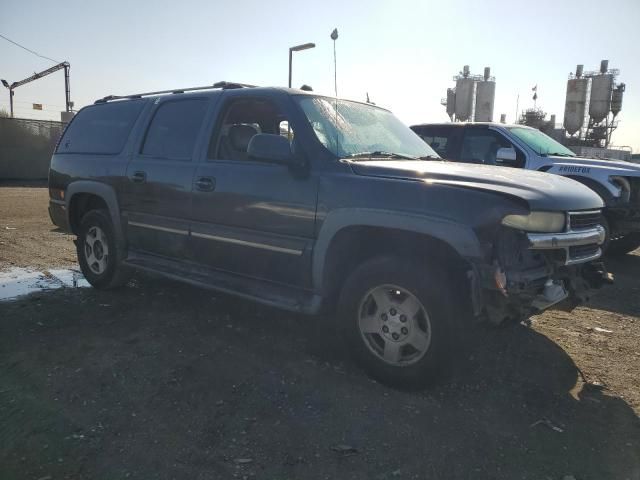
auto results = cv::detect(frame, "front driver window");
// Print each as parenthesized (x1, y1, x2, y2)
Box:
(208, 98, 290, 161)
(460, 130, 524, 168)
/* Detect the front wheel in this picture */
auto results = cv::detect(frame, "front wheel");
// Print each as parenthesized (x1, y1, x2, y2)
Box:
(338, 256, 455, 389)
(77, 209, 131, 289)
(607, 232, 640, 256)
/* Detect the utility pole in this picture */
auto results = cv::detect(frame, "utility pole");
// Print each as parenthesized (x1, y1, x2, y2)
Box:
(1, 80, 14, 117)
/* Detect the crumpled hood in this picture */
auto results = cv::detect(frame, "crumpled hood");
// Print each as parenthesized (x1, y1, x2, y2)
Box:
(549, 156, 640, 176)
(349, 160, 604, 211)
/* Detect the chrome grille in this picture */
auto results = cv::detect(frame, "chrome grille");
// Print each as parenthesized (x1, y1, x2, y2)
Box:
(569, 244, 600, 260)
(568, 211, 602, 231)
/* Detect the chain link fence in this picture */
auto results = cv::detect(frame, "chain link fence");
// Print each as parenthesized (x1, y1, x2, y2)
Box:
(0, 117, 65, 180)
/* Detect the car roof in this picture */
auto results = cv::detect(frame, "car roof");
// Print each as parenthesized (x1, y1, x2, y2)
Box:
(411, 122, 525, 129)
(92, 85, 385, 110)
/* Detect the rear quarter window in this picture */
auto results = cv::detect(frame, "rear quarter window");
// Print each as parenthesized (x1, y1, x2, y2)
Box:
(412, 127, 452, 157)
(56, 100, 145, 155)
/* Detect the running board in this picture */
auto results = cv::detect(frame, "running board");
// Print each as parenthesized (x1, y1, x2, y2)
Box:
(123, 251, 322, 314)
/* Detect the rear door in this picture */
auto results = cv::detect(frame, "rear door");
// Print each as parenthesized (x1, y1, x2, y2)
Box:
(189, 92, 318, 287)
(121, 96, 212, 259)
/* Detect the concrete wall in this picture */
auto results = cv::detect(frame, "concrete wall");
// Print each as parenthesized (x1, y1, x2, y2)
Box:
(0, 118, 63, 180)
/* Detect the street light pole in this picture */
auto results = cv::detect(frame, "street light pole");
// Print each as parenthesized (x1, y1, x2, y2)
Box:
(288, 42, 315, 88)
(1, 79, 13, 118)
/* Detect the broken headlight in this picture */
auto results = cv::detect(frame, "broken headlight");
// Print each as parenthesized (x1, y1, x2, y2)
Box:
(501, 211, 565, 233)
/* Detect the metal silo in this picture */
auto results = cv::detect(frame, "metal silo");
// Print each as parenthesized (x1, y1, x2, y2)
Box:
(563, 65, 588, 135)
(455, 77, 475, 122)
(589, 74, 613, 123)
(446, 88, 456, 119)
(611, 83, 624, 116)
(474, 68, 495, 122)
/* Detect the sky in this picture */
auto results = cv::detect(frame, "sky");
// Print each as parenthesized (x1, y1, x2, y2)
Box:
(1, 0, 639, 151)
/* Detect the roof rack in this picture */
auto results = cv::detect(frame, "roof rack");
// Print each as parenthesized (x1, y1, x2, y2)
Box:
(94, 81, 256, 104)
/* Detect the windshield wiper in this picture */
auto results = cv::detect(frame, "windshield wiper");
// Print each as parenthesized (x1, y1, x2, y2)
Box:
(418, 155, 441, 160)
(343, 151, 418, 161)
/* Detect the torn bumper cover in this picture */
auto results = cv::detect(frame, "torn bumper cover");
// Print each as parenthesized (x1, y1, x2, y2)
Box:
(472, 225, 612, 325)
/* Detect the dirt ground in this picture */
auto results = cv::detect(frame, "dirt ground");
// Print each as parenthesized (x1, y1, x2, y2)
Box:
(1, 186, 639, 480)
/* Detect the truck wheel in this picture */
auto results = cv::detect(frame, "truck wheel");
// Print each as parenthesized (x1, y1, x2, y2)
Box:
(338, 256, 454, 389)
(77, 209, 131, 289)
(607, 232, 640, 256)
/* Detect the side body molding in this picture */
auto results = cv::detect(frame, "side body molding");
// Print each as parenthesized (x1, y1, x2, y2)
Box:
(311, 208, 484, 291)
(65, 181, 125, 248)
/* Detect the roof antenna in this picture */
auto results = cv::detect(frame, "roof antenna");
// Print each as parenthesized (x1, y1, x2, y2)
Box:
(331, 28, 339, 156)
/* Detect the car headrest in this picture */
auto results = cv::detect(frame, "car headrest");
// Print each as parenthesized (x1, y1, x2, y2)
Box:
(228, 124, 259, 152)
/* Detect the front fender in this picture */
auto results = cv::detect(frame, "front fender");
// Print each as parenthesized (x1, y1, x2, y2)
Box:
(311, 208, 484, 291)
(544, 165, 621, 204)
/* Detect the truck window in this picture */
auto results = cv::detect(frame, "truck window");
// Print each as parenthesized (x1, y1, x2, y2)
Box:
(417, 134, 448, 157)
(460, 129, 525, 167)
(56, 100, 145, 155)
(208, 98, 288, 161)
(410, 126, 456, 158)
(141, 99, 208, 160)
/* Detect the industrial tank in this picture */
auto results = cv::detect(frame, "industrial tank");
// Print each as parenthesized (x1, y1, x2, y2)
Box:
(589, 74, 613, 123)
(474, 67, 495, 122)
(446, 88, 455, 119)
(563, 67, 588, 135)
(611, 84, 624, 116)
(455, 77, 474, 122)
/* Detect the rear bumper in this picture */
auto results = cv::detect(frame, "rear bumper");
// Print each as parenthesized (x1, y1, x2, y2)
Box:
(48, 200, 70, 232)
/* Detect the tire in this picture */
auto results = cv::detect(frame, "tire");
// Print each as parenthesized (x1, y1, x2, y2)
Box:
(337, 256, 455, 389)
(607, 232, 640, 256)
(77, 209, 131, 289)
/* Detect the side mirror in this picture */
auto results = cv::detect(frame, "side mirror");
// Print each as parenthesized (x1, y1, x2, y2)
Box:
(247, 134, 295, 166)
(496, 147, 517, 164)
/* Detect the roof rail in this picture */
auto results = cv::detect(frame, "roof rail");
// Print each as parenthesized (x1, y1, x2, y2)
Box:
(94, 81, 256, 104)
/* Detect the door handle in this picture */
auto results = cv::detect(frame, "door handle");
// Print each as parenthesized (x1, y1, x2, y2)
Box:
(131, 171, 147, 183)
(195, 176, 216, 192)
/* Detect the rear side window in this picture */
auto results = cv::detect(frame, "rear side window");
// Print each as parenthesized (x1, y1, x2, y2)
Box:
(418, 134, 448, 157)
(142, 99, 208, 160)
(57, 100, 145, 154)
(412, 127, 454, 158)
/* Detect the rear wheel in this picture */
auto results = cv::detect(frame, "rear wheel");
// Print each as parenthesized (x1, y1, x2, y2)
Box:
(338, 256, 455, 389)
(77, 209, 131, 289)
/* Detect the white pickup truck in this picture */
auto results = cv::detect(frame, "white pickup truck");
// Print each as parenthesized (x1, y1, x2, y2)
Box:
(411, 122, 640, 255)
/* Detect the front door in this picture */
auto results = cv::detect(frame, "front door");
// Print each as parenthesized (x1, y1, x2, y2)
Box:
(122, 96, 212, 259)
(190, 93, 318, 287)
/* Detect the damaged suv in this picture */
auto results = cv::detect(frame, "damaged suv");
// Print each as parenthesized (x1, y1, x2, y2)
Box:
(49, 83, 609, 387)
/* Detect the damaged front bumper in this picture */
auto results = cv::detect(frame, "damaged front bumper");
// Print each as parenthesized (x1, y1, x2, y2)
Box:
(471, 224, 612, 325)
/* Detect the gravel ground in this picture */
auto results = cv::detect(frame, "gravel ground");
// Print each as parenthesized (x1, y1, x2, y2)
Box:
(1, 186, 639, 480)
